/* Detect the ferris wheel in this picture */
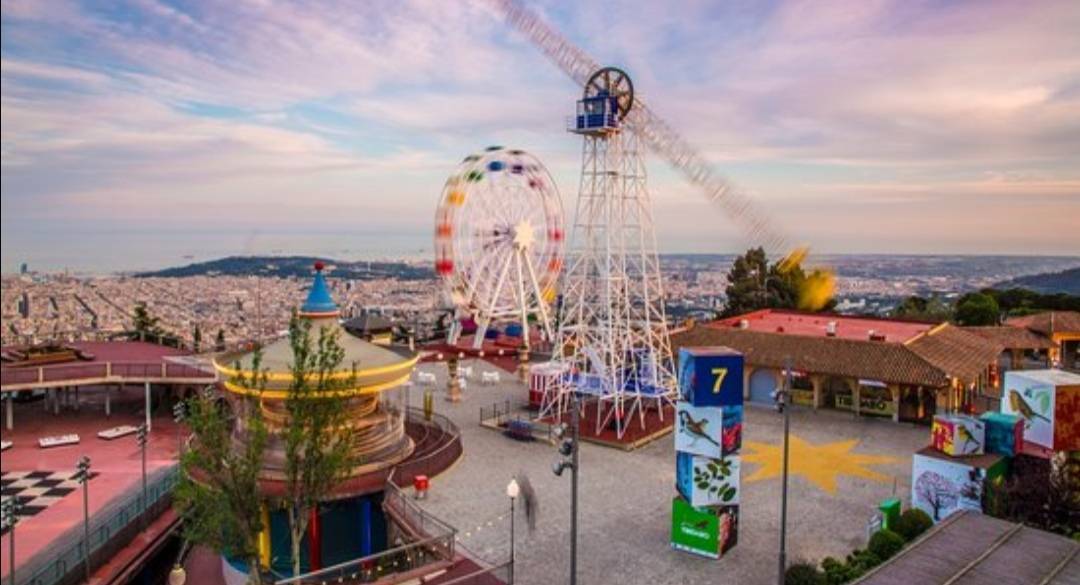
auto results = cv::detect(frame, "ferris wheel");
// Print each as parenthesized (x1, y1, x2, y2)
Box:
(435, 146, 564, 349)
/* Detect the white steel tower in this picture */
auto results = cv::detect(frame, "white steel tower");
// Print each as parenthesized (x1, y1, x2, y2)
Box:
(550, 67, 676, 439)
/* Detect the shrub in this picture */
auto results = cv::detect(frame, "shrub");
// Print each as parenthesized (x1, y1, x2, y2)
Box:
(867, 529, 905, 561)
(821, 557, 854, 585)
(893, 509, 933, 541)
(785, 561, 827, 585)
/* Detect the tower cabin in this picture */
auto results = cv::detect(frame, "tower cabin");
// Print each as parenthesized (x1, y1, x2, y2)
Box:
(569, 91, 620, 135)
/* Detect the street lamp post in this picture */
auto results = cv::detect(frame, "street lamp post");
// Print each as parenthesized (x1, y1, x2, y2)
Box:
(552, 395, 579, 585)
(3, 497, 21, 585)
(76, 455, 92, 583)
(172, 400, 186, 456)
(777, 358, 793, 585)
(136, 424, 149, 525)
(506, 478, 520, 584)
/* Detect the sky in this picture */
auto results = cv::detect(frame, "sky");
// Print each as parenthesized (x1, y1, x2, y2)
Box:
(2, 0, 1079, 272)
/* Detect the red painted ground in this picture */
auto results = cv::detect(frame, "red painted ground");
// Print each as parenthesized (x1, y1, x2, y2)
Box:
(0, 385, 184, 580)
(710, 309, 935, 343)
(421, 337, 536, 374)
(540, 400, 675, 448)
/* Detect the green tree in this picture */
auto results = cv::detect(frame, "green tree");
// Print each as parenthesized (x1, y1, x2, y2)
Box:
(954, 292, 1001, 326)
(175, 352, 269, 584)
(722, 247, 834, 316)
(891, 295, 953, 321)
(216, 328, 227, 351)
(132, 302, 164, 340)
(193, 324, 203, 353)
(282, 315, 359, 577)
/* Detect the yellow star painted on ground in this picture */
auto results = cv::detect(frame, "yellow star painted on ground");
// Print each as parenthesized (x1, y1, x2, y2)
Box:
(742, 435, 900, 495)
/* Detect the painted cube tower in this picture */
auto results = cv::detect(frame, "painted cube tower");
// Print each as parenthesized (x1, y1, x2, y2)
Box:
(911, 447, 1007, 524)
(672, 347, 744, 559)
(1001, 369, 1080, 452)
(980, 412, 1023, 457)
(678, 347, 744, 407)
(931, 415, 986, 456)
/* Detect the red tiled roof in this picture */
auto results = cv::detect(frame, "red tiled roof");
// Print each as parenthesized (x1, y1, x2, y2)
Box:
(1006, 311, 1080, 337)
(963, 326, 1055, 350)
(905, 325, 1004, 383)
(710, 309, 936, 343)
(672, 326, 949, 387)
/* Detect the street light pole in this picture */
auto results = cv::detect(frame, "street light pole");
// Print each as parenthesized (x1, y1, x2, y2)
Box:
(3, 498, 20, 585)
(506, 478, 520, 584)
(76, 455, 92, 584)
(552, 393, 580, 585)
(137, 424, 148, 525)
(172, 401, 186, 456)
(570, 400, 579, 585)
(778, 358, 792, 585)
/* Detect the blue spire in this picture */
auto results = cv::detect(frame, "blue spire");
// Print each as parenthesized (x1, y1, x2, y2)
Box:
(301, 262, 338, 315)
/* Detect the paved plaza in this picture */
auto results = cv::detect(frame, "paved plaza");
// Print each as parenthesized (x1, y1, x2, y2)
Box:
(407, 359, 928, 585)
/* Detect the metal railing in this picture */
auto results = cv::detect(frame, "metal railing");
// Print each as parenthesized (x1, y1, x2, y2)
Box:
(15, 465, 180, 585)
(437, 562, 512, 585)
(480, 400, 555, 443)
(1, 361, 215, 389)
(275, 469, 457, 585)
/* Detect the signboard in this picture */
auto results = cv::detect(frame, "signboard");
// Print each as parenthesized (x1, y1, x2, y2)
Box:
(676, 401, 723, 458)
(676, 452, 741, 508)
(670, 497, 739, 559)
(677, 347, 744, 407)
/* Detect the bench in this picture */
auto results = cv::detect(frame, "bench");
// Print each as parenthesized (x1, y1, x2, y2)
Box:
(481, 371, 501, 385)
(39, 434, 80, 448)
(97, 425, 138, 440)
(504, 419, 534, 442)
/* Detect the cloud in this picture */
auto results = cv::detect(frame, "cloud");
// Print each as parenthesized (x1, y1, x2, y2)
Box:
(2, 0, 1079, 264)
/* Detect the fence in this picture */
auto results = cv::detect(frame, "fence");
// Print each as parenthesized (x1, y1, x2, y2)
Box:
(479, 400, 556, 443)
(275, 469, 457, 585)
(14, 465, 180, 585)
(0, 361, 215, 389)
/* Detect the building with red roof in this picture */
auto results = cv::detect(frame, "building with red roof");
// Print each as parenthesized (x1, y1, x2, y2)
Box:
(673, 310, 1016, 423)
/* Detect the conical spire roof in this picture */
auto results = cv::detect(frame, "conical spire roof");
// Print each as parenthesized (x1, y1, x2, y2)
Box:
(300, 261, 339, 317)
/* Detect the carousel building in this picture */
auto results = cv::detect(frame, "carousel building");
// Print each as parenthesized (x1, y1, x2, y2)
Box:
(211, 263, 463, 581)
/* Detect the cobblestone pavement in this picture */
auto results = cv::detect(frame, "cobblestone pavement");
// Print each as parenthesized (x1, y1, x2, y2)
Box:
(406, 360, 926, 585)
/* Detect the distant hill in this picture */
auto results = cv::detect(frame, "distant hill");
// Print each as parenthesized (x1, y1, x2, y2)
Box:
(996, 266, 1080, 295)
(135, 255, 432, 280)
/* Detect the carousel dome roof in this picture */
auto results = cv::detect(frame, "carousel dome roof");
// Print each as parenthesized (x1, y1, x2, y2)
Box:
(214, 262, 417, 395)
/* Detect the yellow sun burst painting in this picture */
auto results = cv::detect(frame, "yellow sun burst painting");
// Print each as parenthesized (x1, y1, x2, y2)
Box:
(742, 435, 901, 495)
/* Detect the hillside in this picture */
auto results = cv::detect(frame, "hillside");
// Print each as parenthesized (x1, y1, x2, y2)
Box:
(997, 266, 1080, 295)
(135, 256, 432, 281)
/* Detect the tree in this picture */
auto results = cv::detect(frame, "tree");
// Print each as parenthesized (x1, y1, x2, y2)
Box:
(133, 302, 164, 339)
(722, 247, 835, 316)
(193, 324, 203, 353)
(914, 471, 957, 521)
(282, 315, 359, 576)
(175, 352, 269, 584)
(954, 292, 1000, 326)
(215, 328, 227, 352)
(891, 295, 952, 321)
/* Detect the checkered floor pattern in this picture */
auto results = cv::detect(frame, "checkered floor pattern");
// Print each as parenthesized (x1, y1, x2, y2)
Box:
(1, 469, 98, 535)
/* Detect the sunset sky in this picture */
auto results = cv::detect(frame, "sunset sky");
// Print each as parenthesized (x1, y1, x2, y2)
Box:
(2, 0, 1079, 270)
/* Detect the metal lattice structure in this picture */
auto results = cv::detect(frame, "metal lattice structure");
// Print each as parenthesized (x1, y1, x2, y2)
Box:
(537, 68, 677, 438)
(435, 147, 564, 349)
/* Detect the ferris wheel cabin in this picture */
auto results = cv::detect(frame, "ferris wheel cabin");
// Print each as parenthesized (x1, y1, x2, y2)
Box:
(569, 93, 620, 134)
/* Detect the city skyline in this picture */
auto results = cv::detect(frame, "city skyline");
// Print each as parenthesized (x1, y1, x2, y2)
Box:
(3, 0, 1080, 270)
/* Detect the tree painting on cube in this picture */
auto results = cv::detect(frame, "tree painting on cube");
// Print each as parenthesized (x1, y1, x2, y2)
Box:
(911, 454, 985, 523)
